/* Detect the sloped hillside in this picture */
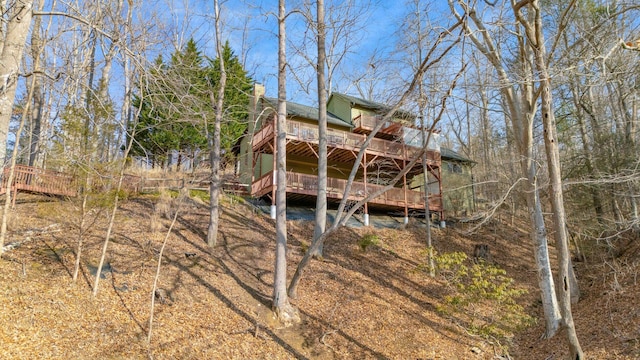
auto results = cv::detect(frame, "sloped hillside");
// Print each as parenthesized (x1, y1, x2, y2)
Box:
(0, 194, 637, 359)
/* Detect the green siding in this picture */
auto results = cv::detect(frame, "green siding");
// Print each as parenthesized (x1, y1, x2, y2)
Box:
(351, 106, 377, 121)
(255, 153, 274, 179)
(238, 136, 252, 185)
(327, 95, 352, 124)
(442, 160, 475, 217)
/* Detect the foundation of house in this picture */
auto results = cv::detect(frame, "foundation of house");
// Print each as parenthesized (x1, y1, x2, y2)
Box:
(363, 213, 370, 226)
(270, 205, 276, 219)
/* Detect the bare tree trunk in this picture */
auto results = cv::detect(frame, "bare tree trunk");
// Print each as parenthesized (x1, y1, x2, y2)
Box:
(72, 194, 88, 282)
(92, 179, 120, 297)
(0, 81, 30, 258)
(28, 11, 44, 166)
(83, 30, 97, 161)
(571, 82, 604, 222)
(310, 0, 327, 258)
(520, 1, 583, 356)
(420, 116, 435, 277)
(0, 0, 34, 164)
(412, 0, 435, 276)
(272, 0, 299, 325)
(0, 102, 28, 258)
(92, 86, 139, 297)
(118, 0, 134, 164)
(207, 0, 226, 248)
(526, 163, 561, 338)
(0, 1, 37, 257)
(562, 27, 604, 224)
(97, 38, 118, 162)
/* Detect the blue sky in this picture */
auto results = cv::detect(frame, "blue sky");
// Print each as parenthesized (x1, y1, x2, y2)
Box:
(99, 0, 459, 116)
(154, 0, 464, 149)
(185, 0, 423, 105)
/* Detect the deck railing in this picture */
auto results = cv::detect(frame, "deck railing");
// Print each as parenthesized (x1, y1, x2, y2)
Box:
(251, 121, 275, 151)
(353, 114, 401, 134)
(252, 170, 443, 212)
(0, 165, 77, 197)
(253, 119, 440, 163)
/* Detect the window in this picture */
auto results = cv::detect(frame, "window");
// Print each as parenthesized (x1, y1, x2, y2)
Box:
(447, 162, 463, 174)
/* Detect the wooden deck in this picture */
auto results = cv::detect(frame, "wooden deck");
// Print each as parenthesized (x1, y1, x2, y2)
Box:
(251, 171, 443, 213)
(0, 165, 77, 198)
(252, 119, 441, 164)
(250, 117, 444, 216)
(352, 114, 403, 138)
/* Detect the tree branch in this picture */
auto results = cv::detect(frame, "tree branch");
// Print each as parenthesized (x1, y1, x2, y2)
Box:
(33, 11, 117, 42)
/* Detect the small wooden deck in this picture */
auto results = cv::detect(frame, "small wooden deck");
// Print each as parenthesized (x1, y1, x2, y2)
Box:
(352, 114, 403, 138)
(0, 165, 77, 198)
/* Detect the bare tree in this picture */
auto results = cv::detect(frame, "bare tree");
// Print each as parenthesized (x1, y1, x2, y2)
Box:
(27, 4, 45, 167)
(0, 35, 40, 258)
(449, 0, 562, 338)
(206, 0, 227, 248)
(400, 0, 441, 275)
(310, 0, 327, 258)
(512, 1, 582, 356)
(91, 0, 143, 297)
(0, 0, 42, 257)
(557, 3, 640, 237)
(286, 0, 374, 257)
(449, 1, 583, 355)
(0, 0, 35, 164)
(273, 0, 300, 325)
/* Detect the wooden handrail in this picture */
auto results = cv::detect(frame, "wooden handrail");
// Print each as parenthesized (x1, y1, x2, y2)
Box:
(251, 170, 443, 212)
(0, 165, 77, 197)
(251, 118, 441, 163)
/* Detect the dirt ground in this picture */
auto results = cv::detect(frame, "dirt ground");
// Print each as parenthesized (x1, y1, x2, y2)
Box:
(0, 194, 638, 359)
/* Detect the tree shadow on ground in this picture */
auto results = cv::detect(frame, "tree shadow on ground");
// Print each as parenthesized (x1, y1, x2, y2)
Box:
(212, 231, 393, 359)
(315, 226, 471, 345)
(166, 253, 310, 360)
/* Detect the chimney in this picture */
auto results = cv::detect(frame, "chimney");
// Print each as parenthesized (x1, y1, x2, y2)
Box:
(240, 83, 266, 186)
(249, 83, 265, 134)
(253, 83, 265, 100)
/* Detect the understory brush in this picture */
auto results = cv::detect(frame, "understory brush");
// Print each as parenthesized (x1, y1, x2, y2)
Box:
(426, 251, 534, 342)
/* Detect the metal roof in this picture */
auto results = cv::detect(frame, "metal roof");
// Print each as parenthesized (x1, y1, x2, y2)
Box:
(441, 147, 475, 164)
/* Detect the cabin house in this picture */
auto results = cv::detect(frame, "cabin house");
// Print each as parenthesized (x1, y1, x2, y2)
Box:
(238, 84, 450, 226)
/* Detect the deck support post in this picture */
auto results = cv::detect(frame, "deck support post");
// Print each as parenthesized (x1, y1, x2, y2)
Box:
(403, 158, 408, 226)
(271, 170, 277, 219)
(437, 162, 444, 227)
(363, 153, 369, 226)
(271, 127, 277, 220)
